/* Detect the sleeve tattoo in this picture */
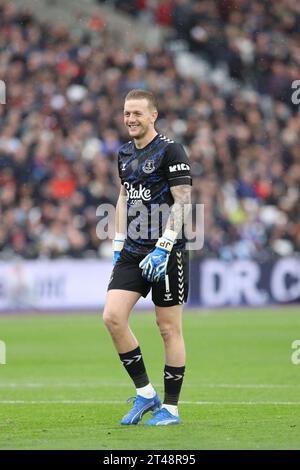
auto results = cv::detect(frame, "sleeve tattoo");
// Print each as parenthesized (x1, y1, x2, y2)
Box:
(166, 184, 192, 236)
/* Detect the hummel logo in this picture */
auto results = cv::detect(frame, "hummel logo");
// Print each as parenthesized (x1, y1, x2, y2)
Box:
(164, 292, 173, 301)
(121, 163, 127, 171)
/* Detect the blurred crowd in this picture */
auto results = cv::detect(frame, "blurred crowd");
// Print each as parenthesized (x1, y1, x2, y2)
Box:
(112, 0, 300, 100)
(0, 1, 299, 260)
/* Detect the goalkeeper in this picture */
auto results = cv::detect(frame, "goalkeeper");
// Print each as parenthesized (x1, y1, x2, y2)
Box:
(103, 89, 192, 426)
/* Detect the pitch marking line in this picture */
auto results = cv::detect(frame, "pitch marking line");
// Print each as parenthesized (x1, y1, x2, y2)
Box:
(1, 400, 300, 405)
(0, 383, 298, 389)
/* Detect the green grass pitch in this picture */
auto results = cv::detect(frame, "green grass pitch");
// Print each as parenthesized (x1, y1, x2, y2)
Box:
(0, 307, 300, 450)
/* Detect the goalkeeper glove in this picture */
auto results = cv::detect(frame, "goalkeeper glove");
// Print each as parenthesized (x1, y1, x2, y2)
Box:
(139, 229, 177, 282)
(113, 233, 125, 266)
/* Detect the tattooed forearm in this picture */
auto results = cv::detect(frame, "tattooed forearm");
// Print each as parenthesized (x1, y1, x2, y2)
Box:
(166, 184, 192, 235)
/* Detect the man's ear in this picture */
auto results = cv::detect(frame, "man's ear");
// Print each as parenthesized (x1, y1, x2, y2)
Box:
(151, 110, 158, 124)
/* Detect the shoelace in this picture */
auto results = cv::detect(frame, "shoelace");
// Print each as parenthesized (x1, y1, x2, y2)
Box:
(150, 409, 161, 417)
(126, 396, 136, 405)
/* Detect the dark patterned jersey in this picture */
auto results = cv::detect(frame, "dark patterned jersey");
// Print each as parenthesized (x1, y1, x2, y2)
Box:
(118, 133, 192, 255)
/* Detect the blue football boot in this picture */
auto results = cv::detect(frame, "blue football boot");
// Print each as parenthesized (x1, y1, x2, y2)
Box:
(121, 393, 161, 425)
(144, 407, 180, 425)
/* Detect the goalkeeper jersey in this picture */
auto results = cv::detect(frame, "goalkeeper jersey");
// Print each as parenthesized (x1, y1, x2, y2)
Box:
(117, 134, 192, 255)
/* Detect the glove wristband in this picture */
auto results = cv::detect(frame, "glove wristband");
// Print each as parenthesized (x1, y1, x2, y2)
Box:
(155, 229, 177, 253)
(113, 233, 126, 252)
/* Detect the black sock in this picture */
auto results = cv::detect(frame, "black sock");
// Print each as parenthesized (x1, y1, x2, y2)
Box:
(164, 365, 185, 406)
(119, 346, 149, 389)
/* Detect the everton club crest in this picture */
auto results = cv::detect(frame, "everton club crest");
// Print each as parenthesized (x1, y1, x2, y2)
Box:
(142, 159, 155, 174)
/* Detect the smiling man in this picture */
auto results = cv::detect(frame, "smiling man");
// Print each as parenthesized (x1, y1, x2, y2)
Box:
(103, 89, 192, 426)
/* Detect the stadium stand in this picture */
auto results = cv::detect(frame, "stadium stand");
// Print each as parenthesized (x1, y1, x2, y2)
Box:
(0, 0, 300, 261)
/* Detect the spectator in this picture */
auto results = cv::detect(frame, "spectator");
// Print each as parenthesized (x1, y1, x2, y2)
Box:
(0, 2, 299, 261)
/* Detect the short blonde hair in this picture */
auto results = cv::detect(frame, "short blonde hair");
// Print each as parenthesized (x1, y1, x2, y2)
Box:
(125, 89, 157, 110)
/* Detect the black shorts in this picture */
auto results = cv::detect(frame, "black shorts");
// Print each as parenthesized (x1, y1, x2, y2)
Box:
(108, 249, 189, 307)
